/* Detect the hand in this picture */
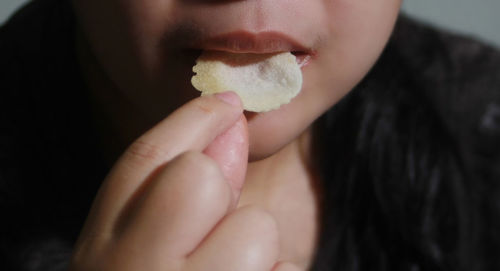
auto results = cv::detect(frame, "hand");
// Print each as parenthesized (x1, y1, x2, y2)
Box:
(69, 92, 301, 271)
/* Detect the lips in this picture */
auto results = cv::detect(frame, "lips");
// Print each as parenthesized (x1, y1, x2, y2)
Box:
(192, 31, 315, 67)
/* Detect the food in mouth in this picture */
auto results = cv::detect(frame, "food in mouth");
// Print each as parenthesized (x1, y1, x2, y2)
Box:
(191, 51, 303, 112)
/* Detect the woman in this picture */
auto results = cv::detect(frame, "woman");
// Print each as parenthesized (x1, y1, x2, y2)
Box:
(1, 0, 499, 270)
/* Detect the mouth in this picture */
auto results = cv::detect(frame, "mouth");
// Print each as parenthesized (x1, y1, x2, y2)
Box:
(191, 31, 315, 68)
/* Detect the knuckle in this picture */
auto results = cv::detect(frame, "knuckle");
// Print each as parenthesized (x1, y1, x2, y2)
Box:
(174, 151, 221, 180)
(192, 98, 218, 120)
(125, 138, 168, 166)
(237, 205, 280, 245)
(225, 205, 280, 265)
(170, 151, 231, 206)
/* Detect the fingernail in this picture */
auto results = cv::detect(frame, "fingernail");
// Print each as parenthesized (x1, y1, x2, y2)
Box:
(215, 91, 240, 106)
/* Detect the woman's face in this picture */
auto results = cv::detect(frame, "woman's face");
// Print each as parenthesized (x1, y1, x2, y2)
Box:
(73, 0, 402, 160)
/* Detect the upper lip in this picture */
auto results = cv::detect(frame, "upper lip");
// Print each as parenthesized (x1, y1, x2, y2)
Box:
(192, 31, 312, 54)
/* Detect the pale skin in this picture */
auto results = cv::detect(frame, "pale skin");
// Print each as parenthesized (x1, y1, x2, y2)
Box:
(70, 0, 402, 270)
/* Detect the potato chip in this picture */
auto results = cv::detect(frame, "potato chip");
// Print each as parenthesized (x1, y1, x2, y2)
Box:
(191, 51, 303, 112)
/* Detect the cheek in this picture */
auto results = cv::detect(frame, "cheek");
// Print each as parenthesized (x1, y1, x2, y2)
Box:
(326, 0, 401, 69)
(246, 0, 401, 159)
(74, 0, 174, 73)
(74, 0, 192, 118)
(301, 0, 402, 118)
(73, 0, 150, 91)
(313, 0, 402, 102)
(118, 0, 179, 70)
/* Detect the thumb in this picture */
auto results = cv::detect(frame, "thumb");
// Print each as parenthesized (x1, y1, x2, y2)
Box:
(203, 114, 249, 205)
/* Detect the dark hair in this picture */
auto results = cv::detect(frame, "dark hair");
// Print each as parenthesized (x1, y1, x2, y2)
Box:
(310, 16, 500, 271)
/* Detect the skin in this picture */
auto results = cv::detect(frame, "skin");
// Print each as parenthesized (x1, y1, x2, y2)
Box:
(69, 0, 402, 270)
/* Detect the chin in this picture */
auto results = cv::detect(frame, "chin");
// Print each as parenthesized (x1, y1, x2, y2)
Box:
(247, 129, 288, 162)
(247, 127, 294, 162)
(245, 91, 316, 162)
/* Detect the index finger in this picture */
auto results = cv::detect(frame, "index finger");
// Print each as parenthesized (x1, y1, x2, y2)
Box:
(90, 92, 243, 231)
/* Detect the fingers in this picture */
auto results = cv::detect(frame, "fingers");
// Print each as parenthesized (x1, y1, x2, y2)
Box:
(114, 151, 233, 259)
(71, 92, 284, 271)
(90, 92, 243, 231)
(186, 206, 280, 271)
(203, 115, 249, 203)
